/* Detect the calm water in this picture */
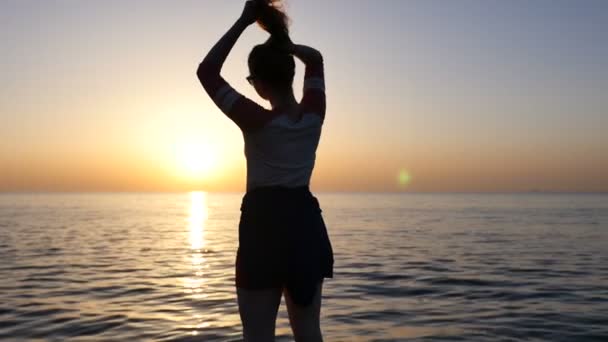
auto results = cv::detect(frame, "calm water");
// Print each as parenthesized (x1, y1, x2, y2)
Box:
(1, 193, 607, 341)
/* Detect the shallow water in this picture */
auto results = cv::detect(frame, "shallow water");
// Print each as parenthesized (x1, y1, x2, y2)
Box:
(1, 192, 607, 341)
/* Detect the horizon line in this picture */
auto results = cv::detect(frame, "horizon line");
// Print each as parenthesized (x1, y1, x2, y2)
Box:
(2, 190, 607, 195)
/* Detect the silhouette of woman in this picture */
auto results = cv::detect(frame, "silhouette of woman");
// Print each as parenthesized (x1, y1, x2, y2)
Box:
(197, 1, 334, 340)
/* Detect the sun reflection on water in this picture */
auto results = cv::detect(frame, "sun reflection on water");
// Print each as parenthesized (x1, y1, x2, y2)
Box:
(188, 191, 207, 251)
(181, 191, 242, 334)
(184, 191, 209, 299)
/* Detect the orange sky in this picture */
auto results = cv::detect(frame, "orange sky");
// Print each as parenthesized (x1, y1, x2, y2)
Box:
(1, 1, 607, 192)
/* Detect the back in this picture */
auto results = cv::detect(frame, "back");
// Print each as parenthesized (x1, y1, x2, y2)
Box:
(198, 42, 326, 191)
(244, 112, 323, 190)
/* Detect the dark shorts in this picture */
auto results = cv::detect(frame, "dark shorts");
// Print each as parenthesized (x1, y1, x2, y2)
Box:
(235, 185, 334, 306)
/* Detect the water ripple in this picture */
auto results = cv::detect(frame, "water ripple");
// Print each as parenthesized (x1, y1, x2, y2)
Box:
(1, 192, 607, 341)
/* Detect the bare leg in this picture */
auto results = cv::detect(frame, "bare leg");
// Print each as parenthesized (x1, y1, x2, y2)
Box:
(284, 280, 324, 342)
(237, 287, 283, 342)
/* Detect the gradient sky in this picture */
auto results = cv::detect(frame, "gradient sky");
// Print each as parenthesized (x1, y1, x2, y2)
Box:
(1, 0, 607, 192)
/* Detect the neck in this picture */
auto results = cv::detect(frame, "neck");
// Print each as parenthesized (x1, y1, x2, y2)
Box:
(269, 89, 297, 111)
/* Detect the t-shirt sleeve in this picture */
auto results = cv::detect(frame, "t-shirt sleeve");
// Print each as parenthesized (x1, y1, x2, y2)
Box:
(198, 63, 278, 132)
(300, 59, 326, 122)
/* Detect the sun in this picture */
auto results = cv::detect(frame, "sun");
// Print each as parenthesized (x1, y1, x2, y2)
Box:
(174, 139, 217, 179)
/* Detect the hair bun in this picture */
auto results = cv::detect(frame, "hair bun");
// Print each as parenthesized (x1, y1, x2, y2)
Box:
(254, 0, 290, 45)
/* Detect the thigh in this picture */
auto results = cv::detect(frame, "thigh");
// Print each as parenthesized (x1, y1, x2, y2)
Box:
(237, 286, 283, 342)
(284, 280, 324, 342)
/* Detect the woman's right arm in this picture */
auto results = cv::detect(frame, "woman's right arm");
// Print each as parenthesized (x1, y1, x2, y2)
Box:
(196, 2, 255, 115)
(196, 1, 275, 132)
(293, 45, 326, 121)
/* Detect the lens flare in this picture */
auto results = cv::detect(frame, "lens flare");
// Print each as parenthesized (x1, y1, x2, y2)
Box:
(398, 169, 412, 187)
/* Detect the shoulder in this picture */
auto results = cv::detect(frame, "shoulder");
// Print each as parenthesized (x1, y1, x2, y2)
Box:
(229, 98, 283, 133)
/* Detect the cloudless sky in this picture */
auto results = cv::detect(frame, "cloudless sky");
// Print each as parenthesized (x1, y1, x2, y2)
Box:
(1, 0, 607, 192)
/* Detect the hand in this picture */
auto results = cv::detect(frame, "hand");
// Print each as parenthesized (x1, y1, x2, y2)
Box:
(239, 0, 258, 26)
(266, 34, 295, 53)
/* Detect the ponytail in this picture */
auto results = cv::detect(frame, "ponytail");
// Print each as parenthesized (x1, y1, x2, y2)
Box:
(253, 0, 291, 47)
(248, 0, 295, 89)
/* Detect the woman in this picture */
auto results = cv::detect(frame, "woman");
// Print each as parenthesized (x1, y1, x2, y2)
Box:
(196, 0, 334, 341)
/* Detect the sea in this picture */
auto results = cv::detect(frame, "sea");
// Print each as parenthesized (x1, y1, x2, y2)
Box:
(1, 192, 607, 341)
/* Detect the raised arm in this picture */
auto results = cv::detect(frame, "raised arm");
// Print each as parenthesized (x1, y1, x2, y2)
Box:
(293, 44, 326, 121)
(292, 44, 323, 67)
(196, 3, 255, 98)
(197, 2, 275, 132)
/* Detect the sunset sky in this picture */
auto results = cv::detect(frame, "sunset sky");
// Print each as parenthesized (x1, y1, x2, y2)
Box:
(1, 0, 607, 192)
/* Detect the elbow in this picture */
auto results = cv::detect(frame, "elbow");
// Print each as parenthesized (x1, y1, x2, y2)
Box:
(196, 60, 222, 95)
(196, 59, 218, 81)
(309, 52, 324, 68)
(196, 61, 209, 81)
(312, 49, 324, 63)
(304, 47, 323, 64)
